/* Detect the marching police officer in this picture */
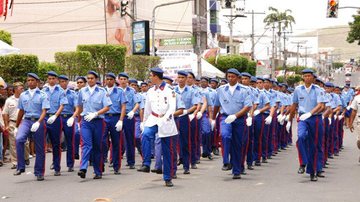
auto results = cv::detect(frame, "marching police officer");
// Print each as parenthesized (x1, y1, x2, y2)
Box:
(14, 73, 50, 181)
(213, 68, 252, 179)
(43, 71, 68, 176)
(290, 69, 326, 181)
(67, 71, 112, 179)
(137, 67, 180, 187)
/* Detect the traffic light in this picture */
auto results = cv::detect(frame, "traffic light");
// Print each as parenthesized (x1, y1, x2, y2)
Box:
(120, 0, 128, 17)
(327, 0, 338, 18)
(225, 0, 232, 8)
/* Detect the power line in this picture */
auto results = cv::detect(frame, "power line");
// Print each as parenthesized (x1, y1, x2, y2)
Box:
(14, 0, 95, 5)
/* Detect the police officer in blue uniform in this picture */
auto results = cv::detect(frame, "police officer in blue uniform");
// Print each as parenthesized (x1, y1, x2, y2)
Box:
(129, 78, 144, 157)
(74, 76, 87, 160)
(103, 72, 127, 175)
(213, 68, 252, 179)
(43, 71, 68, 176)
(118, 72, 141, 169)
(68, 71, 112, 179)
(58, 75, 78, 172)
(290, 69, 327, 181)
(14, 73, 50, 181)
(174, 71, 200, 174)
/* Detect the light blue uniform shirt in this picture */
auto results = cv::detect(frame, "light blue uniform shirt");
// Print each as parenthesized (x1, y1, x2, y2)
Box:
(214, 84, 252, 115)
(121, 86, 141, 114)
(292, 84, 327, 114)
(199, 87, 214, 107)
(331, 93, 342, 109)
(105, 87, 127, 114)
(77, 86, 112, 118)
(255, 89, 270, 109)
(43, 85, 68, 114)
(174, 85, 201, 109)
(61, 89, 78, 114)
(18, 88, 50, 118)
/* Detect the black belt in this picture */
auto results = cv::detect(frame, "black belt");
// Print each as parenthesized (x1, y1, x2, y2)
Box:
(24, 117, 38, 121)
(105, 113, 120, 117)
(60, 114, 72, 118)
(10, 120, 17, 123)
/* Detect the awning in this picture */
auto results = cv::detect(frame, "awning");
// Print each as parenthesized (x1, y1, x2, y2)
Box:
(0, 40, 20, 55)
(192, 58, 225, 78)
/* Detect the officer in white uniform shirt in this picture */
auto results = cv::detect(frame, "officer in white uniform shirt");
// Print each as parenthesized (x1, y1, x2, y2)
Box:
(137, 67, 180, 187)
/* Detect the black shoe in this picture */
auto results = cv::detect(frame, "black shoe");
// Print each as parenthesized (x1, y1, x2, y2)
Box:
(165, 180, 173, 187)
(334, 153, 339, 156)
(109, 163, 113, 168)
(310, 174, 318, 181)
(323, 164, 328, 168)
(68, 167, 74, 172)
(54, 171, 61, 176)
(25, 159, 30, 166)
(75, 154, 80, 160)
(316, 172, 325, 178)
(37, 175, 44, 181)
(172, 174, 177, 179)
(50, 164, 54, 170)
(137, 165, 150, 173)
(93, 175, 102, 179)
(114, 170, 121, 175)
(268, 156, 273, 159)
(11, 164, 17, 169)
(201, 153, 207, 158)
(102, 164, 105, 173)
(262, 159, 268, 163)
(177, 159, 183, 166)
(183, 170, 190, 174)
(298, 166, 305, 174)
(78, 169, 86, 179)
(241, 171, 247, 175)
(325, 161, 329, 165)
(191, 164, 198, 169)
(196, 160, 200, 164)
(222, 164, 231, 171)
(247, 165, 254, 170)
(254, 161, 261, 166)
(13, 169, 25, 176)
(129, 165, 135, 169)
(208, 155, 213, 160)
(232, 174, 241, 179)
(281, 147, 286, 150)
(151, 155, 155, 159)
(151, 169, 163, 174)
(213, 148, 220, 156)
(328, 155, 334, 159)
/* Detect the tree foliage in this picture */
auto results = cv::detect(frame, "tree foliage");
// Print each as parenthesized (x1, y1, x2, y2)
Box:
(125, 55, 161, 81)
(54, 51, 94, 80)
(38, 62, 63, 81)
(0, 30, 12, 45)
(263, 7, 295, 32)
(77, 44, 127, 80)
(0, 54, 39, 83)
(347, 10, 360, 45)
(276, 75, 302, 87)
(206, 55, 256, 76)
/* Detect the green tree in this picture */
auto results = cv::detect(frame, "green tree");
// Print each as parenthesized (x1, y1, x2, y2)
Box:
(206, 55, 256, 76)
(347, 10, 360, 45)
(125, 55, 161, 81)
(54, 51, 94, 80)
(263, 7, 295, 32)
(332, 62, 344, 69)
(37, 62, 63, 81)
(0, 54, 39, 83)
(0, 30, 12, 45)
(77, 44, 127, 81)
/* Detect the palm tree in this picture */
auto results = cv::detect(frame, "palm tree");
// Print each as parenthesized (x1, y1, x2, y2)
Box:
(263, 7, 295, 35)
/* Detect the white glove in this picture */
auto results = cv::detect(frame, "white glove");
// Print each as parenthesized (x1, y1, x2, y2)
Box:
(210, 119, 216, 131)
(140, 122, 144, 132)
(182, 109, 188, 115)
(276, 109, 280, 114)
(224, 114, 237, 124)
(299, 112, 312, 121)
(253, 110, 260, 116)
(246, 117, 253, 127)
(346, 106, 351, 110)
(127, 111, 135, 119)
(286, 121, 291, 133)
(334, 115, 337, 120)
(280, 115, 286, 125)
(265, 115, 272, 125)
(338, 115, 344, 120)
(30, 121, 40, 132)
(14, 127, 18, 135)
(189, 114, 195, 122)
(84, 112, 98, 122)
(196, 112, 203, 120)
(277, 114, 283, 122)
(115, 120, 123, 132)
(67, 117, 75, 127)
(46, 115, 57, 124)
(328, 117, 332, 125)
(285, 114, 290, 122)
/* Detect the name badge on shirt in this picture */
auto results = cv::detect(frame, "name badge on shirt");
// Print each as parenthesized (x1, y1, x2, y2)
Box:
(299, 97, 304, 101)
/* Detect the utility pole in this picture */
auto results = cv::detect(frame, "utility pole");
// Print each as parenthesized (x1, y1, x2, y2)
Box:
(245, 10, 265, 60)
(103, 0, 108, 44)
(282, 31, 292, 80)
(271, 23, 275, 78)
(301, 46, 312, 67)
(291, 40, 307, 66)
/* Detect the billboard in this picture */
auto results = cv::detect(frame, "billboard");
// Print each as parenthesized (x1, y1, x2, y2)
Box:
(132, 20, 150, 55)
